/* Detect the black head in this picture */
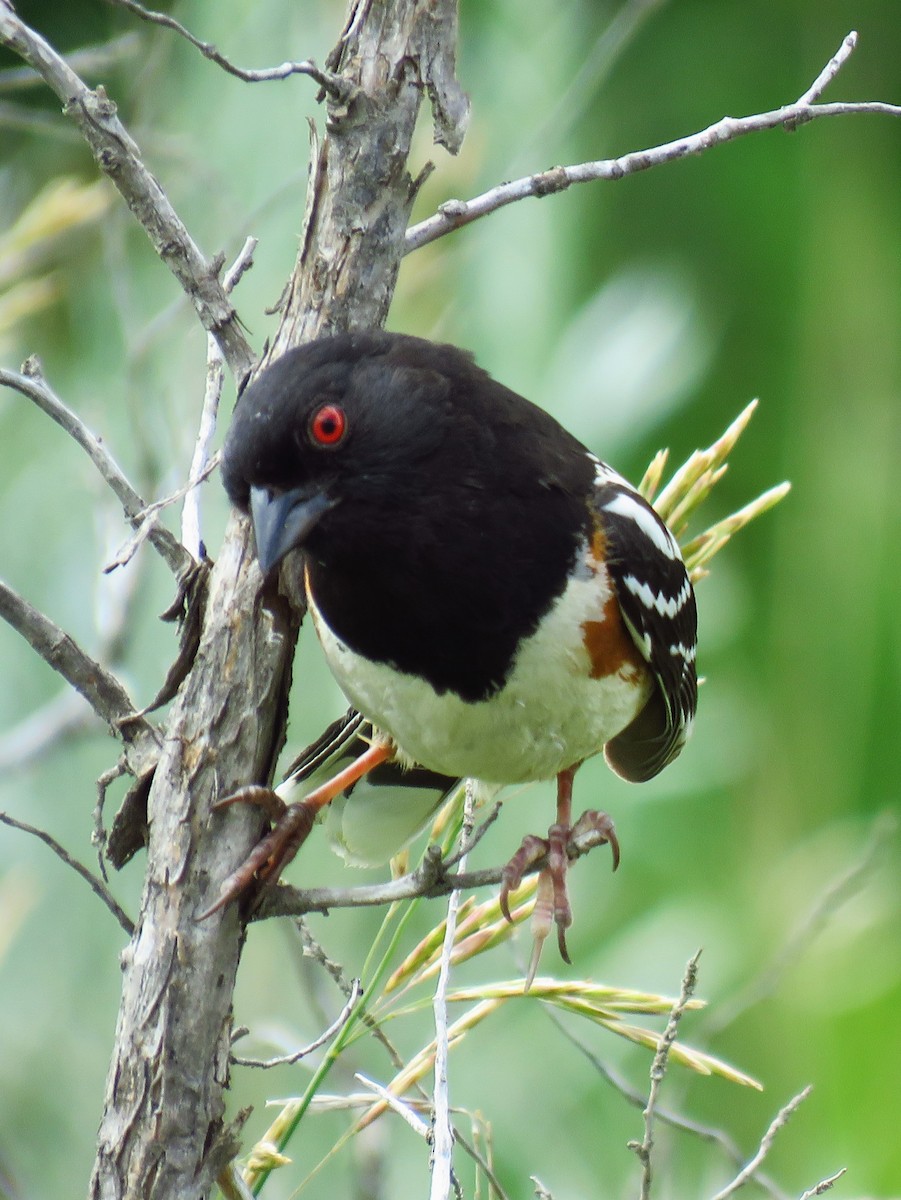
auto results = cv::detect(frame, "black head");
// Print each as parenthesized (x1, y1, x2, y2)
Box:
(222, 331, 593, 577)
(224, 333, 478, 572)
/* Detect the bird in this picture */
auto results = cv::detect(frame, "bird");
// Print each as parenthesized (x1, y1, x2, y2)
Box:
(208, 330, 698, 975)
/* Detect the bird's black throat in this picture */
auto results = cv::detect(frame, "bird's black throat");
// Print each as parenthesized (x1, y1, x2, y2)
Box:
(303, 480, 592, 704)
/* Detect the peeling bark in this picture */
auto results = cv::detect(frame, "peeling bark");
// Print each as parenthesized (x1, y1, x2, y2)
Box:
(88, 3, 467, 1197)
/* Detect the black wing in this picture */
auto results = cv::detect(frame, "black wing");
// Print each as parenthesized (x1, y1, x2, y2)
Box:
(591, 466, 698, 782)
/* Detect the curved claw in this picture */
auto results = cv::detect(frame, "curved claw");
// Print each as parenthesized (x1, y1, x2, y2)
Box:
(197, 801, 316, 921)
(569, 809, 620, 871)
(506, 808, 621, 979)
(210, 784, 287, 822)
(500, 833, 550, 924)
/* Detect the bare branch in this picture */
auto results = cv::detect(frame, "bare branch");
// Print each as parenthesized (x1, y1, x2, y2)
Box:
(405, 31, 901, 254)
(183, 237, 257, 558)
(543, 1011, 789, 1200)
(103, 0, 354, 98)
(509, 0, 670, 172)
(105, 454, 219, 573)
(0, 32, 140, 92)
(629, 951, 702, 1200)
(0, 5, 255, 378)
(709, 1088, 813, 1200)
(355, 1072, 431, 1139)
(0, 811, 134, 935)
(429, 783, 476, 1200)
(231, 979, 361, 1069)
(0, 578, 158, 763)
(795, 30, 857, 106)
(798, 1169, 847, 1200)
(255, 818, 618, 920)
(442, 797, 502, 870)
(0, 361, 194, 579)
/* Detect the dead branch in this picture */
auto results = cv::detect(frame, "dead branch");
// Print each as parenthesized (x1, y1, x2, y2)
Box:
(0, 811, 134, 935)
(0, 361, 193, 579)
(405, 32, 901, 253)
(0, 4, 255, 378)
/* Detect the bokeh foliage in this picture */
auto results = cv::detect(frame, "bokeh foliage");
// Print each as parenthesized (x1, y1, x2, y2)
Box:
(0, 0, 899, 1196)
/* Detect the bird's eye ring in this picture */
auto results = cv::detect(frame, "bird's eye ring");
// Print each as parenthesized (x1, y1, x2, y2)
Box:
(308, 403, 347, 449)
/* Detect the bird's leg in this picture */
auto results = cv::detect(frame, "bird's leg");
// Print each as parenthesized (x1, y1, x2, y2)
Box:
(198, 740, 393, 919)
(526, 765, 577, 983)
(499, 765, 620, 987)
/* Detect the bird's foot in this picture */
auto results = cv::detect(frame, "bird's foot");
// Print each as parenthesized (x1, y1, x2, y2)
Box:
(197, 788, 316, 919)
(499, 809, 620, 988)
(198, 739, 394, 919)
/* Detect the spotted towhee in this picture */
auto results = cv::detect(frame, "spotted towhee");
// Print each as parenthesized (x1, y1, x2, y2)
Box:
(210, 331, 698, 973)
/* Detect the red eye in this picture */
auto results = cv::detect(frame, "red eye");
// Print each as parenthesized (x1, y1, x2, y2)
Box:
(309, 403, 347, 448)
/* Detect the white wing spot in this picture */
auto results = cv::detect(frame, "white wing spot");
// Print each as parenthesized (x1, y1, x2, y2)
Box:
(603, 491, 680, 560)
(589, 454, 632, 489)
(622, 574, 691, 620)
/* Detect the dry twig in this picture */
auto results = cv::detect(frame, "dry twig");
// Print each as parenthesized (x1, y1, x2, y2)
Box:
(182, 237, 258, 559)
(103, 0, 354, 97)
(797, 1169, 847, 1200)
(629, 952, 702, 1199)
(0, 361, 192, 579)
(255, 818, 616, 920)
(709, 1088, 814, 1200)
(406, 32, 900, 254)
(231, 979, 361, 1069)
(0, 5, 255, 377)
(0, 811, 133, 934)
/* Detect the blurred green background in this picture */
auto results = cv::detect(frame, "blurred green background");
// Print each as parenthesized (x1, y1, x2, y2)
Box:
(1, 0, 899, 1196)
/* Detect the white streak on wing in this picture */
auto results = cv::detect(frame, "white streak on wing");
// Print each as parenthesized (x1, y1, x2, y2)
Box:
(622, 574, 692, 620)
(588, 454, 631, 489)
(602, 491, 680, 560)
(669, 641, 697, 663)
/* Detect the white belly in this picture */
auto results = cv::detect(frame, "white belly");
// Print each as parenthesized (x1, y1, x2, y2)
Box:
(307, 552, 650, 784)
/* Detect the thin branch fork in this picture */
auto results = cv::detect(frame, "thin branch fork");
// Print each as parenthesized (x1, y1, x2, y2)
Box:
(0, 578, 159, 775)
(103, 0, 355, 99)
(0, 362, 193, 580)
(0, 810, 134, 935)
(710, 1087, 814, 1200)
(629, 951, 702, 1200)
(0, 4, 255, 380)
(405, 30, 901, 253)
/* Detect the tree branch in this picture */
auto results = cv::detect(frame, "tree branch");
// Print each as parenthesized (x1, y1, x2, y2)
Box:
(405, 30, 900, 253)
(797, 1169, 847, 1200)
(0, 811, 134, 935)
(230, 979, 361, 1069)
(87, 3, 470, 1196)
(709, 1088, 814, 1200)
(0, 3, 255, 379)
(0, 578, 158, 773)
(103, 0, 355, 98)
(182, 237, 258, 560)
(0, 360, 194, 580)
(0, 32, 140, 92)
(545, 1011, 789, 1200)
(629, 951, 702, 1199)
(254, 819, 617, 920)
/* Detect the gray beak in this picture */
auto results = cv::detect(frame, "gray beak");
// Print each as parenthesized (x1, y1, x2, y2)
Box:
(249, 485, 337, 576)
